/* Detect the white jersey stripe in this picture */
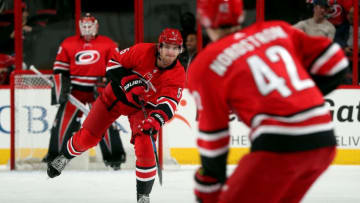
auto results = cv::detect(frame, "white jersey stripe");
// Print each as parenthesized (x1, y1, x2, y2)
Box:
(68, 137, 82, 156)
(194, 181, 222, 193)
(251, 122, 334, 141)
(328, 58, 349, 75)
(54, 61, 69, 66)
(136, 167, 156, 173)
(198, 130, 229, 141)
(198, 145, 229, 158)
(70, 76, 98, 80)
(106, 65, 121, 71)
(54, 66, 69, 71)
(310, 43, 341, 74)
(109, 59, 121, 65)
(71, 81, 96, 86)
(136, 176, 156, 182)
(251, 105, 330, 128)
(158, 96, 178, 106)
(158, 101, 175, 116)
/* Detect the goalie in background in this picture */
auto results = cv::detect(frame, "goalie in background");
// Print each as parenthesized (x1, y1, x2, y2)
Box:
(188, 0, 349, 202)
(47, 28, 185, 203)
(42, 13, 126, 170)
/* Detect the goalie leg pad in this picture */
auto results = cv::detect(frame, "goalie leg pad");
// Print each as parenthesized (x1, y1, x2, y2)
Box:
(44, 101, 80, 162)
(51, 74, 71, 105)
(99, 125, 126, 170)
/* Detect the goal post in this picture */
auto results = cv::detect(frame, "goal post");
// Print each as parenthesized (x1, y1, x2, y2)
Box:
(10, 70, 53, 170)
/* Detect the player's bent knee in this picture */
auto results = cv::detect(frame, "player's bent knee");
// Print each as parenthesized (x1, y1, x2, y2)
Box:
(72, 128, 102, 152)
(134, 135, 155, 166)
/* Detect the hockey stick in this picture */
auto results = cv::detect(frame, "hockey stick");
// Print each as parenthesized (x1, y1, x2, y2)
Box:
(139, 100, 163, 186)
(29, 65, 128, 133)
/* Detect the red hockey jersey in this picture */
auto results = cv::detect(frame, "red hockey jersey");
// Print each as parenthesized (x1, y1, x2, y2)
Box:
(188, 21, 348, 155)
(106, 43, 185, 122)
(53, 35, 118, 89)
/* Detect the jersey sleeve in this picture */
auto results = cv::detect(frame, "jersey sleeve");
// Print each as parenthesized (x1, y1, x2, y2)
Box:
(187, 53, 230, 181)
(286, 23, 349, 95)
(105, 45, 139, 85)
(288, 23, 348, 76)
(151, 66, 185, 125)
(53, 41, 70, 75)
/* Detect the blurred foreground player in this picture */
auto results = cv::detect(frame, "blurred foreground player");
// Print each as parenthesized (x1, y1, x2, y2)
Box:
(47, 28, 185, 203)
(188, 0, 349, 202)
(43, 13, 126, 170)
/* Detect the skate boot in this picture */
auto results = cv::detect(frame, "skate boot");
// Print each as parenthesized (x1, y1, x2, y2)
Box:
(47, 155, 70, 178)
(104, 161, 121, 171)
(104, 153, 126, 171)
(41, 153, 57, 163)
(137, 194, 150, 203)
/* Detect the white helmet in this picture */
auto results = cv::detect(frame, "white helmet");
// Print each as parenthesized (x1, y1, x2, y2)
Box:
(79, 13, 98, 41)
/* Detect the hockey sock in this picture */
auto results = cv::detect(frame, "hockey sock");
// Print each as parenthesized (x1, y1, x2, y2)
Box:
(63, 128, 102, 159)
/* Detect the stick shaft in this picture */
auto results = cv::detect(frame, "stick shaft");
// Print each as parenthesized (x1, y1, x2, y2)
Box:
(140, 100, 163, 185)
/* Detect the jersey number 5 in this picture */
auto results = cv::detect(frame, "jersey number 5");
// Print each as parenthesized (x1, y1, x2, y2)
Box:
(247, 45, 314, 97)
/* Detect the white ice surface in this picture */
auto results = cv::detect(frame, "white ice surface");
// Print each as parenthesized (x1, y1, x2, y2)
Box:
(0, 165, 359, 203)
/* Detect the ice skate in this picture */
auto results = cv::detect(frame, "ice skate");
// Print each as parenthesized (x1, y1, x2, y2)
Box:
(137, 194, 150, 203)
(47, 155, 70, 178)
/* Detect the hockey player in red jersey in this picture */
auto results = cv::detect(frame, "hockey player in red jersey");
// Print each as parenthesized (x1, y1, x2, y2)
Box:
(47, 28, 185, 203)
(43, 13, 126, 170)
(188, 0, 349, 203)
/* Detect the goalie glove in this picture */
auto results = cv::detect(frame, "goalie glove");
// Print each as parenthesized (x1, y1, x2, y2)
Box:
(194, 167, 223, 203)
(51, 74, 70, 105)
(120, 75, 147, 107)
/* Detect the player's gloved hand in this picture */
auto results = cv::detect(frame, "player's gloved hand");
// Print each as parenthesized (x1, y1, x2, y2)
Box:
(120, 75, 147, 106)
(141, 114, 161, 136)
(194, 167, 222, 203)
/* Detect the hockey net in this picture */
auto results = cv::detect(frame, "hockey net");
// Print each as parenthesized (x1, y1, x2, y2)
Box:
(9, 70, 177, 170)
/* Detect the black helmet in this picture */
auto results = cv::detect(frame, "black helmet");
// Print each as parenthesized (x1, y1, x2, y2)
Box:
(313, 0, 330, 8)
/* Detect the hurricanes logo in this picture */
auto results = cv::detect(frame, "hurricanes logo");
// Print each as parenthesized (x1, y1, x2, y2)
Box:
(75, 50, 100, 65)
(327, 4, 342, 19)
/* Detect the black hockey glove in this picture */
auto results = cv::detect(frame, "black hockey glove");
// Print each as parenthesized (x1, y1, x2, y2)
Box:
(140, 110, 167, 136)
(120, 75, 147, 107)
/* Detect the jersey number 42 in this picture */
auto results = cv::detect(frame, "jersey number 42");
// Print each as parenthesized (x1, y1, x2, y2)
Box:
(247, 45, 314, 97)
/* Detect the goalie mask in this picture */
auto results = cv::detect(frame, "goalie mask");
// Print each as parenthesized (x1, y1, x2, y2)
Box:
(79, 13, 98, 41)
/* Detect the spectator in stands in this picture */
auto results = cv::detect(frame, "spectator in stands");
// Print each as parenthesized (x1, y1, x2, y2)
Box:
(179, 31, 198, 71)
(343, 6, 360, 84)
(294, 0, 335, 40)
(179, 12, 196, 43)
(0, 2, 31, 84)
(0, 54, 14, 85)
(326, 0, 353, 48)
(0, 2, 32, 55)
(179, 11, 210, 49)
(344, 7, 359, 58)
